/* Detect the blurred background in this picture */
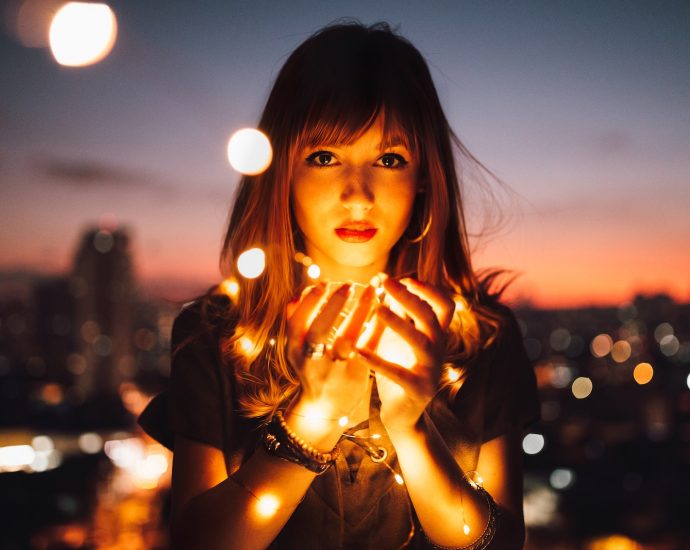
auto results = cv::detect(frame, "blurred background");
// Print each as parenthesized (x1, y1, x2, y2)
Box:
(1, 1, 689, 548)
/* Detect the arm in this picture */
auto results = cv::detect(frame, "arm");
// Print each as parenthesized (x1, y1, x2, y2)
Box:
(388, 417, 525, 549)
(357, 276, 527, 549)
(170, 283, 374, 549)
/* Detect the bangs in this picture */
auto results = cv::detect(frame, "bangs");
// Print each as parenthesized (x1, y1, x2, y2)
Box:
(296, 101, 416, 154)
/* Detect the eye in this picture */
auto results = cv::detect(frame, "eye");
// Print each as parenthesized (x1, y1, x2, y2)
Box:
(305, 151, 338, 167)
(377, 153, 408, 169)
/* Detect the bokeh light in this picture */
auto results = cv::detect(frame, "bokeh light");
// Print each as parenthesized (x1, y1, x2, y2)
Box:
(220, 278, 240, 299)
(522, 433, 545, 455)
(307, 264, 321, 279)
(590, 334, 613, 358)
(550, 328, 571, 352)
(610, 340, 632, 363)
(550, 468, 575, 490)
(659, 334, 680, 357)
(227, 128, 273, 175)
(571, 377, 593, 399)
(654, 322, 673, 343)
(633, 362, 653, 385)
(49, 2, 117, 67)
(237, 248, 265, 279)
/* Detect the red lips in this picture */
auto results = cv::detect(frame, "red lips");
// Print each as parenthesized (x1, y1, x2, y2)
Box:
(335, 221, 377, 243)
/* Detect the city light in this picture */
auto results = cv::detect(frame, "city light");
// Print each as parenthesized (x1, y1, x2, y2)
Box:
(227, 128, 273, 175)
(522, 433, 545, 455)
(550, 328, 571, 351)
(78, 432, 104, 454)
(237, 247, 266, 279)
(571, 377, 593, 399)
(549, 468, 575, 489)
(0, 445, 35, 472)
(590, 334, 613, 358)
(654, 322, 673, 343)
(49, 2, 117, 67)
(610, 340, 632, 363)
(633, 363, 654, 385)
(659, 334, 680, 357)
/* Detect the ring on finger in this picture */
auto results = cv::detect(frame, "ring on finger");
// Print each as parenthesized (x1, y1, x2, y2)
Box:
(303, 340, 326, 360)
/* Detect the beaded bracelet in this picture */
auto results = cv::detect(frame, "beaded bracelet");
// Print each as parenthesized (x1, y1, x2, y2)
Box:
(261, 410, 339, 475)
(423, 484, 498, 550)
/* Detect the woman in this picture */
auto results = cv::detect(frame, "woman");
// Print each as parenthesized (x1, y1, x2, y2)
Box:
(140, 21, 539, 549)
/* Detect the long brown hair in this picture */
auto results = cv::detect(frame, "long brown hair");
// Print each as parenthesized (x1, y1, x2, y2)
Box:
(218, 21, 506, 418)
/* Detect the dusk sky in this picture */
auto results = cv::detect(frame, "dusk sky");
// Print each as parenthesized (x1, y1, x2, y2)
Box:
(1, 0, 689, 308)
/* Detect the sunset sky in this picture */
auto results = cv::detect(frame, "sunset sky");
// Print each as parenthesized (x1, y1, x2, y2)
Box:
(1, 1, 689, 308)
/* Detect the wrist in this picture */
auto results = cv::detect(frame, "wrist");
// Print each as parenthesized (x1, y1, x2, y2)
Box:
(284, 398, 345, 450)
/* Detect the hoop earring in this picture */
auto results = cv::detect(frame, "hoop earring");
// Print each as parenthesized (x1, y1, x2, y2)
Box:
(406, 212, 432, 243)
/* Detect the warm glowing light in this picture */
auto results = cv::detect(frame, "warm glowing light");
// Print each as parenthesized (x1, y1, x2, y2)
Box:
(686, 372, 690, 390)
(78, 432, 103, 454)
(307, 264, 321, 279)
(633, 362, 653, 385)
(0, 445, 36, 472)
(268, 338, 276, 346)
(445, 365, 461, 383)
(256, 494, 280, 517)
(237, 248, 265, 279)
(550, 328, 571, 352)
(394, 474, 404, 485)
(522, 433, 545, 455)
(463, 524, 471, 536)
(475, 475, 484, 485)
(610, 340, 632, 363)
(586, 534, 643, 550)
(454, 297, 466, 313)
(31, 435, 54, 453)
(376, 328, 416, 369)
(371, 433, 381, 440)
(237, 336, 256, 356)
(134, 452, 169, 489)
(571, 376, 593, 399)
(338, 416, 348, 427)
(227, 128, 273, 175)
(221, 278, 240, 298)
(590, 334, 613, 358)
(49, 2, 117, 67)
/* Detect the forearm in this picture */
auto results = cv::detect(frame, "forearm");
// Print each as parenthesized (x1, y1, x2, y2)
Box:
(172, 402, 343, 550)
(171, 446, 315, 550)
(387, 412, 491, 548)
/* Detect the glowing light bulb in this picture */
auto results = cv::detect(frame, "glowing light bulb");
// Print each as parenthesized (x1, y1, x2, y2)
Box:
(227, 128, 273, 175)
(371, 433, 381, 440)
(49, 2, 117, 67)
(237, 248, 265, 279)
(307, 264, 320, 279)
(338, 416, 348, 427)
(475, 475, 484, 485)
(394, 474, 404, 485)
(221, 278, 239, 298)
(463, 524, 471, 536)
(256, 494, 280, 517)
(237, 336, 256, 356)
(268, 338, 276, 346)
(446, 366, 461, 383)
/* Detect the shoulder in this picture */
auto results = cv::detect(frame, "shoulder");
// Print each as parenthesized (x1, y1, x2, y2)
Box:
(172, 292, 235, 349)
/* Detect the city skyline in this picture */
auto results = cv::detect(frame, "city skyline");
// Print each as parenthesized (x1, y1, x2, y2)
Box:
(1, 1, 689, 308)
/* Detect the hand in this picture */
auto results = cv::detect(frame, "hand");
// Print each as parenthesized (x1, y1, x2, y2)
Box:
(285, 282, 375, 443)
(355, 277, 455, 433)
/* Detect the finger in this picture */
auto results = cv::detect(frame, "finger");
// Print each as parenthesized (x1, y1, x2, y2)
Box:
(332, 285, 376, 358)
(355, 349, 417, 392)
(374, 305, 435, 365)
(399, 278, 455, 331)
(382, 278, 441, 340)
(305, 283, 352, 344)
(287, 283, 327, 339)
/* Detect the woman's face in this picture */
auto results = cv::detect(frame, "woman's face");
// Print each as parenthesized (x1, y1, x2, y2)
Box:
(291, 117, 421, 284)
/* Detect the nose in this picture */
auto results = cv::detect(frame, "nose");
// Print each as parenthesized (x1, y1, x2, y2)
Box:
(340, 169, 374, 214)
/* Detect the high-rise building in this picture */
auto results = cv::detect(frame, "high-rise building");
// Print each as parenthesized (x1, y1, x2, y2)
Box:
(71, 227, 137, 401)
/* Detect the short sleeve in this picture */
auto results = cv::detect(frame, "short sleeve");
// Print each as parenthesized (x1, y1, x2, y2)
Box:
(481, 307, 541, 442)
(166, 302, 225, 450)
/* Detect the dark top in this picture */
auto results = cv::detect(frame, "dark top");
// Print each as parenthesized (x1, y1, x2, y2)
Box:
(139, 295, 540, 549)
